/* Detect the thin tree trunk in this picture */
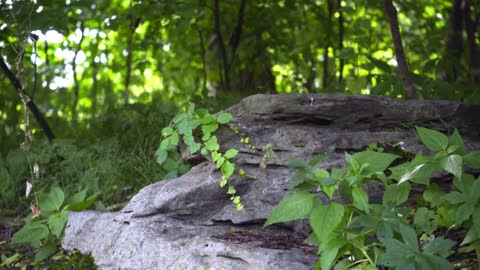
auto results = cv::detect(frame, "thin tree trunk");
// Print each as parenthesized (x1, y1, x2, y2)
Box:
(0, 56, 55, 141)
(229, 0, 246, 66)
(337, 0, 344, 82)
(213, 0, 230, 91)
(384, 0, 416, 99)
(72, 23, 85, 122)
(323, 0, 334, 88)
(440, 0, 464, 81)
(463, 0, 480, 83)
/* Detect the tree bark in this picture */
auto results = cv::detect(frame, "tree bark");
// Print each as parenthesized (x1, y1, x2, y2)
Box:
(213, 0, 230, 91)
(0, 56, 55, 142)
(440, 0, 464, 81)
(337, 0, 344, 83)
(463, 0, 480, 83)
(384, 0, 416, 99)
(229, 0, 246, 66)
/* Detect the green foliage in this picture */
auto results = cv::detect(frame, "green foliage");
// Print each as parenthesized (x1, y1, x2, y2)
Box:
(155, 104, 244, 210)
(11, 186, 98, 263)
(265, 126, 480, 269)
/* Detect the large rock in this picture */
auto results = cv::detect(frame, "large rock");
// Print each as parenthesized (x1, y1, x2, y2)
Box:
(62, 94, 480, 269)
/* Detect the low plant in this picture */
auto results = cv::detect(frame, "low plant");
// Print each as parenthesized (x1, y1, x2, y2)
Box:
(155, 104, 244, 210)
(265, 126, 480, 269)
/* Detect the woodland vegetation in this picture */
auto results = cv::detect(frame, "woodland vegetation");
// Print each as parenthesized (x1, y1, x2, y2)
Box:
(0, 0, 479, 268)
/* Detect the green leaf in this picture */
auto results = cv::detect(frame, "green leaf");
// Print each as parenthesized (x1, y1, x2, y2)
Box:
(200, 113, 216, 124)
(441, 192, 464, 204)
(353, 150, 399, 174)
(378, 238, 411, 267)
(448, 129, 465, 155)
(345, 153, 359, 173)
(217, 112, 233, 124)
(189, 142, 201, 154)
(205, 136, 220, 152)
(415, 126, 448, 151)
(156, 149, 168, 165)
(211, 151, 221, 161)
(288, 158, 307, 169)
(170, 131, 179, 146)
(308, 154, 328, 166)
(464, 151, 480, 169)
(414, 207, 437, 235)
(400, 223, 419, 251)
(383, 182, 411, 207)
(38, 187, 65, 212)
(11, 222, 49, 244)
(216, 157, 225, 169)
(34, 244, 56, 263)
(48, 209, 69, 237)
(423, 237, 456, 255)
(69, 192, 100, 211)
(310, 203, 345, 243)
(264, 191, 315, 226)
(352, 187, 369, 213)
(320, 238, 347, 270)
(202, 123, 219, 136)
(68, 189, 87, 206)
(440, 154, 462, 178)
(220, 160, 235, 179)
(313, 169, 329, 182)
(224, 149, 239, 159)
(161, 127, 173, 137)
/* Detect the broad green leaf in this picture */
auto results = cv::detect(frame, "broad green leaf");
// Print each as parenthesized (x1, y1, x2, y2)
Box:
(313, 169, 329, 182)
(68, 189, 87, 206)
(161, 127, 173, 137)
(156, 149, 168, 165)
(310, 203, 345, 243)
(400, 223, 419, 251)
(464, 151, 480, 169)
(440, 154, 462, 178)
(177, 119, 200, 134)
(308, 154, 328, 166)
(414, 207, 437, 234)
(217, 112, 233, 124)
(34, 244, 56, 263)
(48, 209, 69, 237)
(352, 187, 369, 213)
(383, 182, 411, 207)
(264, 191, 315, 226)
(397, 163, 425, 184)
(378, 238, 411, 267)
(211, 151, 221, 161)
(220, 160, 235, 179)
(441, 192, 464, 204)
(352, 150, 399, 174)
(11, 223, 49, 244)
(200, 113, 216, 124)
(423, 184, 445, 207)
(460, 208, 480, 245)
(69, 192, 100, 211)
(216, 157, 225, 169)
(320, 238, 347, 270)
(422, 254, 453, 270)
(448, 129, 465, 155)
(202, 123, 219, 136)
(456, 203, 474, 225)
(189, 142, 201, 154)
(38, 187, 65, 212)
(423, 237, 456, 254)
(288, 158, 307, 169)
(415, 126, 448, 151)
(205, 136, 220, 152)
(224, 149, 239, 159)
(345, 153, 359, 173)
(170, 131, 179, 146)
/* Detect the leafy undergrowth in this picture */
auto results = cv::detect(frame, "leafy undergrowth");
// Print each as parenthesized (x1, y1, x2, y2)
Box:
(265, 127, 480, 269)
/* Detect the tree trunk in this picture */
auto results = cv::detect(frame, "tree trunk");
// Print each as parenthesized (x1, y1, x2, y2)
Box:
(384, 0, 416, 99)
(213, 0, 230, 91)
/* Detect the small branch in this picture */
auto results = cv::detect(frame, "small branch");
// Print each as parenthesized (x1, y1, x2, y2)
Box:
(384, 0, 416, 99)
(0, 56, 55, 142)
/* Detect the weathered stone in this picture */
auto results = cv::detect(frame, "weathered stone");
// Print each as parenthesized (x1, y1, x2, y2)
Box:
(62, 94, 480, 269)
